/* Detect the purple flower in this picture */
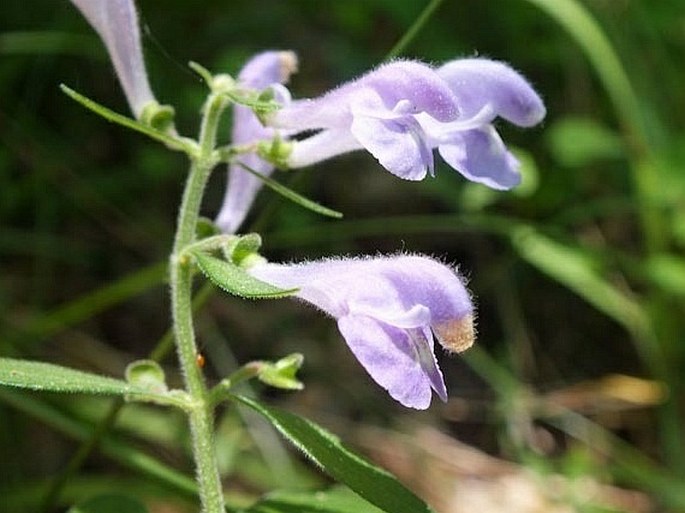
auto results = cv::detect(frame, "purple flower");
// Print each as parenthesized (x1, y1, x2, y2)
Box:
(69, 0, 156, 118)
(248, 255, 475, 409)
(266, 58, 544, 189)
(215, 51, 298, 233)
(422, 58, 546, 189)
(266, 60, 460, 180)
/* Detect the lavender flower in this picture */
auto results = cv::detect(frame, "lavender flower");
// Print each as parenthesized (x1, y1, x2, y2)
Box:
(266, 58, 544, 189)
(266, 60, 460, 180)
(422, 58, 546, 189)
(215, 51, 298, 233)
(69, 0, 156, 118)
(248, 255, 475, 409)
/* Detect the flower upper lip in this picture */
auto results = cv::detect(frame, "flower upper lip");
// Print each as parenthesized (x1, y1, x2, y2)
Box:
(267, 60, 461, 130)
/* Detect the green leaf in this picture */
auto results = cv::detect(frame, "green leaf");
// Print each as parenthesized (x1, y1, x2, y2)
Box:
(67, 493, 149, 513)
(238, 162, 343, 219)
(194, 252, 298, 299)
(0, 358, 144, 396)
(231, 394, 435, 513)
(245, 487, 385, 513)
(60, 84, 194, 154)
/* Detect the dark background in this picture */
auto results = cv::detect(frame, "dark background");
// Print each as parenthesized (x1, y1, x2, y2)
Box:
(2, 1, 685, 512)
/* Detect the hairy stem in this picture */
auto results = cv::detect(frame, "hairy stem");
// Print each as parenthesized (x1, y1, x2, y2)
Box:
(170, 91, 226, 513)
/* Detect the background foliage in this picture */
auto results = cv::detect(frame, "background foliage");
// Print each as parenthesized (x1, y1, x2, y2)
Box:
(1, 0, 685, 512)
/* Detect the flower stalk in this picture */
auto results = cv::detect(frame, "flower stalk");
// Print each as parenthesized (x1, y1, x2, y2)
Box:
(169, 90, 227, 513)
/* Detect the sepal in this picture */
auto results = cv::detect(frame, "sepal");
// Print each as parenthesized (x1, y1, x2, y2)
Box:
(223, 233, 263, 266)
(257, 136, 293, 169)
(195, 217, 222, 240)
(192, 251, 298, 299)
(139, 100, 176, 134)
(125, 359, 168, 394)
(257, 353, 305, 390)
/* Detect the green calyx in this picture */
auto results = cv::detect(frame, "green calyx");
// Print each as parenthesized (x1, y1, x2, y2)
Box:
(139, 100, 176, 134)
(258, 137, 293, 169)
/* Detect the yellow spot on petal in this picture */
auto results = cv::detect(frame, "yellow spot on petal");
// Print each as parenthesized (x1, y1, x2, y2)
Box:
(278, 51, 299, 82)
(434, 314, 475, 353)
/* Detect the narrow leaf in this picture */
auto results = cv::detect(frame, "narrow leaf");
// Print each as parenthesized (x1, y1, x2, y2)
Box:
(239, 162, 343, 219)
(60, 84, 193, 153)
(0, 358, 141, 396)
(231, 394, 435, 513)
(194, 252, 298, 299)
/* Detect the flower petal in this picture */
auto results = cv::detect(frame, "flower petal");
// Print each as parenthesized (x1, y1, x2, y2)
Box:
(438, 58, 546, 127)
(287, 130, 363, 169)
(349, 304, 431, 329)
(413, 326, 448, 402)
(70, 0, 155, 118)
(249, 255, 474, 326)
(269, 60, 459, 131)
(438, 127, 521, 190)
(338, 314, 440, 409)
(350, 113, 432, 180)
(238, 51, 298, 88)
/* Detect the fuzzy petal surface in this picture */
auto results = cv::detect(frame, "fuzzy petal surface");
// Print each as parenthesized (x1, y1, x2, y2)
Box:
(70, 0, 155, 117)
(338, 315, 435, 409)
(249, 255, 474, 408)
(438, 58, 546, 127)
(438, 126, 521, 189)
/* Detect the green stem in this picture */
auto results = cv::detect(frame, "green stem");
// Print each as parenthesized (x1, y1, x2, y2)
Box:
(170, 91, 226, 513)
(384, 0, 445, 60)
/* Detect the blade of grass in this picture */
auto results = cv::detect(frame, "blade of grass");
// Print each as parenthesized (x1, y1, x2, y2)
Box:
(384, 0, 446, 60)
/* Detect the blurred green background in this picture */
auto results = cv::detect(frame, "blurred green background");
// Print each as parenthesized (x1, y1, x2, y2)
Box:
(1, 1, 685, 512)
